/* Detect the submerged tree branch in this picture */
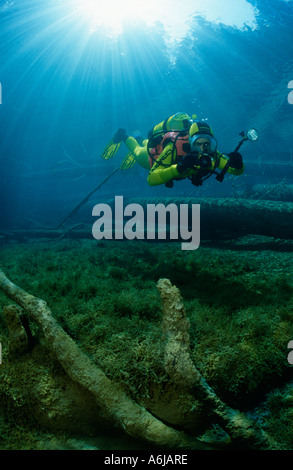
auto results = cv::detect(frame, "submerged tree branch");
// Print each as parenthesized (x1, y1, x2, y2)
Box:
(157, 278, 275, 449)
(0, 269, 208, 450)
(0, 269, 278, 449)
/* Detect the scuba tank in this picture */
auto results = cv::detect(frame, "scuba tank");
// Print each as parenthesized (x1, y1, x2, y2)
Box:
(148, 112, 193, 138)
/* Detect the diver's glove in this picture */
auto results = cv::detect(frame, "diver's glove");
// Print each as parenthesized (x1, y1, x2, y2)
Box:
(113, 128, 128, 143)
(228, 151, 243, 169)
(177, 153, 197, 174)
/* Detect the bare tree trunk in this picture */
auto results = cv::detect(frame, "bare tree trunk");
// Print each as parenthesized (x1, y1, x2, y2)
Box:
(0, 269, 207, 450)
(157, 278, 275, 449)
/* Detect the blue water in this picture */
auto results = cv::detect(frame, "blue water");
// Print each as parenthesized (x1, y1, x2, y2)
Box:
(0, 0, 292, 229)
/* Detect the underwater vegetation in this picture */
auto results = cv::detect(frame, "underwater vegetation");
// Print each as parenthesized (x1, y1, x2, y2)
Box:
(0, 237, 293, 450)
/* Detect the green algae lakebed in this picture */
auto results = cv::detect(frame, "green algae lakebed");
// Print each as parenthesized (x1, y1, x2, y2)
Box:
(0, 237, 293, 450)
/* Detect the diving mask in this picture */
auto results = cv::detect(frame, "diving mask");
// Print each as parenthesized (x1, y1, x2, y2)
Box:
(189, 134, 217, 155)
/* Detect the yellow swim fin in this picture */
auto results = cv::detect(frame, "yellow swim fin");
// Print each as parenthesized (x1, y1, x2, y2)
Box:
(120, 152, 136, 170)
(101, 139, 121, 160)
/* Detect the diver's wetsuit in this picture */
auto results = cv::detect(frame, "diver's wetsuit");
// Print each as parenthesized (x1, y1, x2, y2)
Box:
(124, 136, 244, 187)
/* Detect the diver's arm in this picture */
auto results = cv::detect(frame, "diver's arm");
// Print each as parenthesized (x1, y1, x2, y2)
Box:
(147, 144, 180, 186)
(227, 165, 244, 176)
(217, 152, 244, 176)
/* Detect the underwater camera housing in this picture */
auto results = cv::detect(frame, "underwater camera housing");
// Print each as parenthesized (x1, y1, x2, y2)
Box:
(196, 153, 212, 169)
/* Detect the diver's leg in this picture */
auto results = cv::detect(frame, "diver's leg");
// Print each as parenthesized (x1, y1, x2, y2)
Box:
(125, 136, 150, 170)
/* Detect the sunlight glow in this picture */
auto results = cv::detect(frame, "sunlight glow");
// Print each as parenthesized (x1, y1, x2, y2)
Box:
(71, 0, 166, 36)
(68, 0, 258, 39)
(70, 0, 192, 39)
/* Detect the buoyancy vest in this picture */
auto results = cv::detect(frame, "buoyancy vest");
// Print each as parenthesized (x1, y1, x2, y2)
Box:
(148, 131, 191, 168)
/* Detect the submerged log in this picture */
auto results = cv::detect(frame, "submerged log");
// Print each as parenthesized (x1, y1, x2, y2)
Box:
(1, 197, 293, 243)
(0, 269, 207, 450)
(0, 270, 277, 449)
(128, 197, 293, 240)
(249, 184, 293, 202)
(157, 278, 274, 449)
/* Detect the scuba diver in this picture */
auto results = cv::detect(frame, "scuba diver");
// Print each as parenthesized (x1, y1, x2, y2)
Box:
(101, 112, 244, 188)
(57, 113, 257, 230)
